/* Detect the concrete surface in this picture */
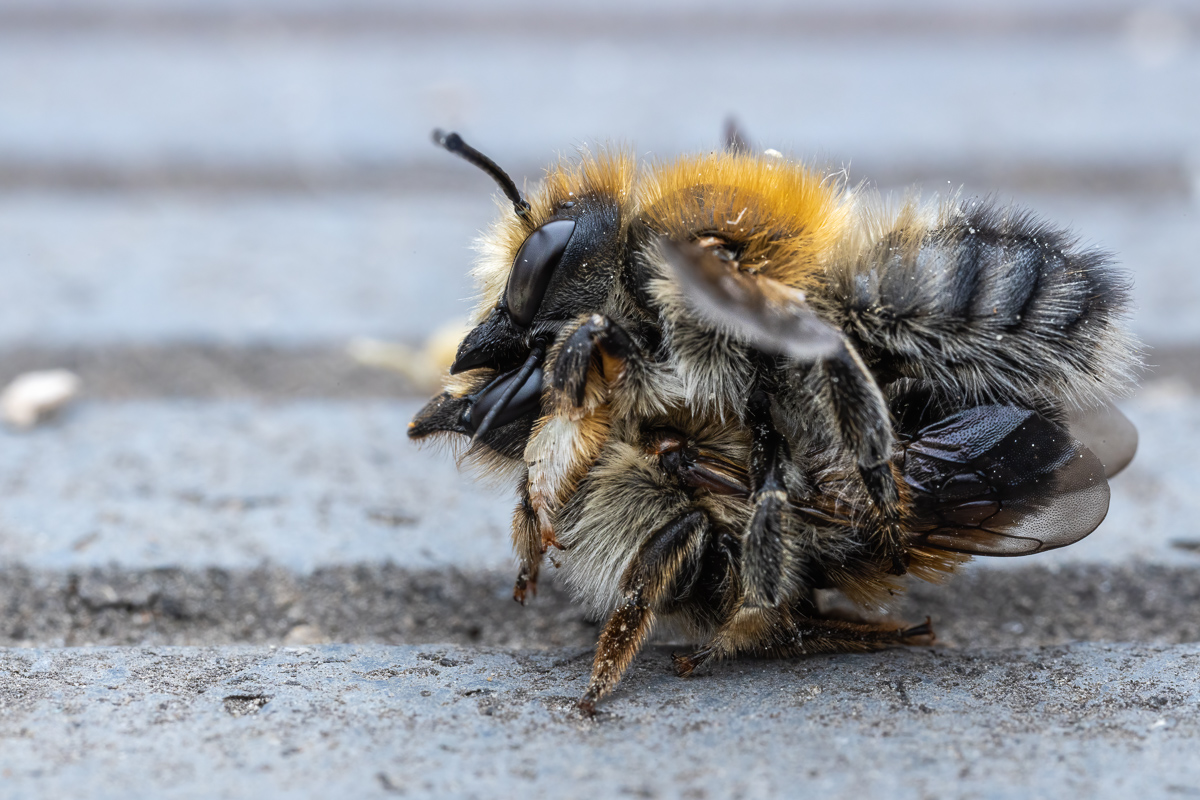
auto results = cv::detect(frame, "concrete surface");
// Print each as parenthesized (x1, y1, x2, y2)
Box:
(0, 400, 516, 572)
(0, 13, 1196, 168)
(0, 192, 1196, 346)
(2, 2, 1198, 797)
(0, 392, 1197, 572)
(0, 562, 1198, 651)
(1, 644, 1198, 799)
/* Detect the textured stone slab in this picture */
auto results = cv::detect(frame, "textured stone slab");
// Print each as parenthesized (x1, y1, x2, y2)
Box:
(0, 392, 1195, 573)
(0, 22, 1196, 171)
(0, 192, 1192, 347)
(0, 193, 492, 346)
(0, 562, 1196, 651)
(0, 400, 514, 572)
(5, 0, 1193, 19)
(0, 643, 1197, 799)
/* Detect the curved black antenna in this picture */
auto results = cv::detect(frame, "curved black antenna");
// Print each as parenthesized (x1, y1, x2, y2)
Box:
(723, 116, 749, 154)
(433, 129, 531, 218)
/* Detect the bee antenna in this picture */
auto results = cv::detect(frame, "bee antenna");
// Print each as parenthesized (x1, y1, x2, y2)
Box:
(723, 116, 749, 154)
(433, 130, 531, 218)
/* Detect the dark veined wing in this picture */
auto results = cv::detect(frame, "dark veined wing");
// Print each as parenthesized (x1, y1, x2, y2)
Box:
(1067, 401, 1138, 479)
(903, 405, 1110, 557)
(658, 238, 844, 363)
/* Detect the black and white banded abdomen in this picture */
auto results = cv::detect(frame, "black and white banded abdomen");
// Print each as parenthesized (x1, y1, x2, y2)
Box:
(828, 198, 1140, 409)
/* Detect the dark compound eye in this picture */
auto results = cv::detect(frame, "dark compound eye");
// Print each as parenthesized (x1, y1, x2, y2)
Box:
(505, 219, 575, 326)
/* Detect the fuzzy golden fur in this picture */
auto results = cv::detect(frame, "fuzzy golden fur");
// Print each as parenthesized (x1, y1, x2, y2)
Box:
(410, 140, 1140, 713)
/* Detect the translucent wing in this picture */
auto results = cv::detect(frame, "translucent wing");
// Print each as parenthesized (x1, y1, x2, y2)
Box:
(1067, 401, 1138, 479)
(658, 239, 843, 362)
(903, 405, 1110, 557)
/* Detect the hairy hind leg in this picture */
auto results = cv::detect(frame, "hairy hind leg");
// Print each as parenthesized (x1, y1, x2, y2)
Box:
(813, 342, 911, 574)
(578, 510, 708, 714)
(673, 604, 933, 677)
(740, 388, 795, 608)
(514, 315, 653, 603)
(511, 477, 543, 604)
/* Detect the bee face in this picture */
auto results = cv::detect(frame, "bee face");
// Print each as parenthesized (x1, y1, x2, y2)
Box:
(409, 129, 1141, 715)
(410, 146, 637, 449)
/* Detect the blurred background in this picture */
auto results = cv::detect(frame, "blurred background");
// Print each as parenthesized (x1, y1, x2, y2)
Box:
(0, 0, 1195, 348)
(0, 0, 1196, 628)
(0, 2, 1198, 795)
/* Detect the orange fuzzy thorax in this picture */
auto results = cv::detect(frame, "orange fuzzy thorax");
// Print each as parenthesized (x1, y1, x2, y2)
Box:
(639, 152, 849, 289)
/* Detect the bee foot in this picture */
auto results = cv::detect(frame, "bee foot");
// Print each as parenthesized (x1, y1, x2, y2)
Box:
(512, 567, 538, 604)
(886, 532, 910, 576)
(672, 648, 712, 678)
(576, 692, 598, 717)
(900, 616, 935, 644)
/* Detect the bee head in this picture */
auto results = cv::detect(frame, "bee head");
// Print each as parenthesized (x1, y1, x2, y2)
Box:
(412, 132, 635, 446)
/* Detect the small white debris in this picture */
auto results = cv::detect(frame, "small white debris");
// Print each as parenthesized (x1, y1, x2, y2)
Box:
(762, 148, 784, 158)
(1, 369, 82, 429)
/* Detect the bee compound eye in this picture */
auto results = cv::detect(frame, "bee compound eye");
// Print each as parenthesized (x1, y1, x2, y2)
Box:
(505, 219, 576, 327)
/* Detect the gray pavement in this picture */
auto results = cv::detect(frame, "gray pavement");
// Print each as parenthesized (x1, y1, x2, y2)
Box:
(0, 392, 1195, 572)
(0, 9, 1196, 168)
(0, 192, 1196, 347)
(0, 562, 1197, 651)
(2, 1, 1199, 797)
(0, 399, 515, 572)
(1, 643, 1198, 799)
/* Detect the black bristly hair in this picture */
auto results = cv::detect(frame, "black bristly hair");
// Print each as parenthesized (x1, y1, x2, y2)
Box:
(432, 129, 532, 218)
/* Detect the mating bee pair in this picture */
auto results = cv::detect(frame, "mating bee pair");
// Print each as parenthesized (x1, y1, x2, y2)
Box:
(409, 128, 1140, 713)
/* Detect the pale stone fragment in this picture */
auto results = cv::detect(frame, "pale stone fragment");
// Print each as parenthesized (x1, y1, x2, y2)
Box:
(1, 369, 82, 429)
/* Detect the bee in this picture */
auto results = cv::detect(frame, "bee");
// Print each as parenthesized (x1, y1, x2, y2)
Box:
(408, 128, 1140, 714)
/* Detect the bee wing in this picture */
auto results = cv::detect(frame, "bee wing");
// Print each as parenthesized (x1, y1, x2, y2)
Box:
(903, 405, 1110, 557)
(658, 239, 843, 362)
(1067, 401, 1138, 479)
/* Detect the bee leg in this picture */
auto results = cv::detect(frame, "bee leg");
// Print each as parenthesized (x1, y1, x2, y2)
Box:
(741, 389, 793, 608)
(723, 116, 750, 153)
(524, 408, 611, 555)
(518, 314, 641, 571)
(765, 614, 935, 657)
(578, 510, 708, 715)
(511, 477, 543, 604)
(550, 314, 643, 409)
(817, 342, 910, 574)
(673, 605, 776, 677)
(674, 606, 933, 676)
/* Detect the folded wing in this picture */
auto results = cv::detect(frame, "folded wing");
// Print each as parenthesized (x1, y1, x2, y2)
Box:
(903, 405, 1110, 557)
(658, 238, 843, 363)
